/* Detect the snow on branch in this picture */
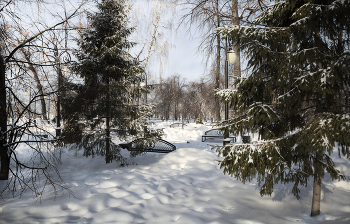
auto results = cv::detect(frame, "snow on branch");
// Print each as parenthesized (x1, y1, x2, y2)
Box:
(211, 138, 310, 193)
(277, 87, 298, 101)
(254, 0, 288, 23)
(292, 0, 349, 19)
(316, 113, 350, 149)
(247, 102, 279, 120)
(217, 25, 287, 38)
(215, 89, 236, 102)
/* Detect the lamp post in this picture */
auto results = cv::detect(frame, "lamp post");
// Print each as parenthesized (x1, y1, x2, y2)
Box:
(56, 66, 62, 137)
(56, 66, 69, 137)
(46, 96, 51, 123)
(139, 73, 148, 137)
(223, 38, 236, 146)
(43, 96, 48, 123)
(139, 73, 147, 104)
(225, 48, 236, 121)
(54, 46, 70, 137)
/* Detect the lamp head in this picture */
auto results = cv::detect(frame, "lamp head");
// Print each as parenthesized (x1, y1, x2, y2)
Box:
(140, 82, 146, 88)
(62, 66, 69, 75)
(227, 49, 236, 64)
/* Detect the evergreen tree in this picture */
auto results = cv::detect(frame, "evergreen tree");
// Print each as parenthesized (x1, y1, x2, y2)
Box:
(196, 114, 203, 124)
(215, 0, 350, 216)
(62, 0, 158, 164)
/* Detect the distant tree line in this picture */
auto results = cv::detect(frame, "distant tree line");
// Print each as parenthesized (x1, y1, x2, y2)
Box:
(149, 74, 227, 123)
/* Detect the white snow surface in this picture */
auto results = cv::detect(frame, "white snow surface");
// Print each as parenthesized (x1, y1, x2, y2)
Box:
(0, 121, 349, 224)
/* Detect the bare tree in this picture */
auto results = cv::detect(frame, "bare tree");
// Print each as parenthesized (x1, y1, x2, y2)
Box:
(153, 77, 174, 121)
(0, 0, 85, 198)
(20, 48, 48, 121)
(180, 0, 226, 122)
(179, 0, 266, 122)
(151, 74, 218, 122)
(129, 0, 177, 83)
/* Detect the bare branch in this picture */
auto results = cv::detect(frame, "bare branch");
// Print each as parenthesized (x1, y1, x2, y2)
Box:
(5, 1, 85, 63)
(0, 0, 13, 13)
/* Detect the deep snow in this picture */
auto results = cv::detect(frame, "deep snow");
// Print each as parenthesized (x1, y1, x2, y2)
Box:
(0, 121, 349, 224)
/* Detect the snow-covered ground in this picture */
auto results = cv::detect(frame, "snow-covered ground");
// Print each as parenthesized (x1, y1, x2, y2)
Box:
(0, 121, 349, 224)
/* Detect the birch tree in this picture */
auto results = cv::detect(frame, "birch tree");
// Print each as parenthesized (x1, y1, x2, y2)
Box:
(180, 0, 260, 121)
(129, 0, 177, 83)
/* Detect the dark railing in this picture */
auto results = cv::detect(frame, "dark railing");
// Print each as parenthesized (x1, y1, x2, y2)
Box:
(202, 128, 236, 142)
(119, 138, 176, 153)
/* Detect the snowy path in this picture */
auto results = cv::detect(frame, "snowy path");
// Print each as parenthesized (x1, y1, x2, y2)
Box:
(0, 122, 349, 223)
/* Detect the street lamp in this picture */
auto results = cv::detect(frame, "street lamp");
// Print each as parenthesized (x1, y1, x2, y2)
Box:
(223, 39, 236, 146)
(54, 46, 70, 138)
(56, 65, 69, 137)
(43, 96, 49, 123)
(227, 49, 236, 64)
(140, 82, 146, 88)
(139, 73, 147, 104)
(139, 73, 148, 137)
(225, 48, 236, 121)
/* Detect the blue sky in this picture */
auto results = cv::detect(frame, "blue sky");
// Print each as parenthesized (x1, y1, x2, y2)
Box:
(167, 25, 208, 82)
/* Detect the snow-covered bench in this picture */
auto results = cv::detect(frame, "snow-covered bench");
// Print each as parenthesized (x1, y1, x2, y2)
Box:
(205, 122, 219, 128)
(202, 128, 236, 142)
(119, 138, 176, 153)
(33, 133, 49, 139)
(170, 123, 186, 128)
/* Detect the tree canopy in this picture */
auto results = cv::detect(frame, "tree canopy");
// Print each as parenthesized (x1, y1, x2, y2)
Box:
(215, 0, 350, 216)
(62, 0, 156, 164)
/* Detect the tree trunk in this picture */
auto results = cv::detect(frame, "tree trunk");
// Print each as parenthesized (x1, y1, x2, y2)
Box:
(22, 51, 48, 120)
(0, 53, 9, 180)
(215, 0, 221, 122)
(142, 1, 161, 70)
(311, 153, 322, 216)
(105, 76, 111, 164)
(312, 62, 324, 216)
(232, 0, 241, 78)
(54, 47, 62, 137)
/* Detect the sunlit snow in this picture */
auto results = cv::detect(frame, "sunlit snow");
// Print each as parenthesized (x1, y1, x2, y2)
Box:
(0, 121, 349, 223)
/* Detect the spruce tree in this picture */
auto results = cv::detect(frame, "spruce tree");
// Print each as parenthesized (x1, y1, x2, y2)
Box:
(216, 0, 350, 216)
(62, 0, 156, 164)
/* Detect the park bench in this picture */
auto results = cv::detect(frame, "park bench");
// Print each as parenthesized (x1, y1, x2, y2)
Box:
(205, 122, 219, 128)
(170, 123, 186, 128)
(119, 138, 176, 153)
(33, 134, 49, 138)
(202, 128, 236, 142)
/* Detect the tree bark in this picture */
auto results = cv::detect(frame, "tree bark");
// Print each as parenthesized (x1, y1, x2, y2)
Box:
(54, 46, 62, 137)
(22, 50, 48, 120)
(232, 0, 241, 78)
(0, 53, 9, 180)
(142, 1, 161, 70)
(311, 153, 322, 216)
(312, 59, 323, 217)
(105, 76, 111, 164)
(215, 0, 221, 122)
